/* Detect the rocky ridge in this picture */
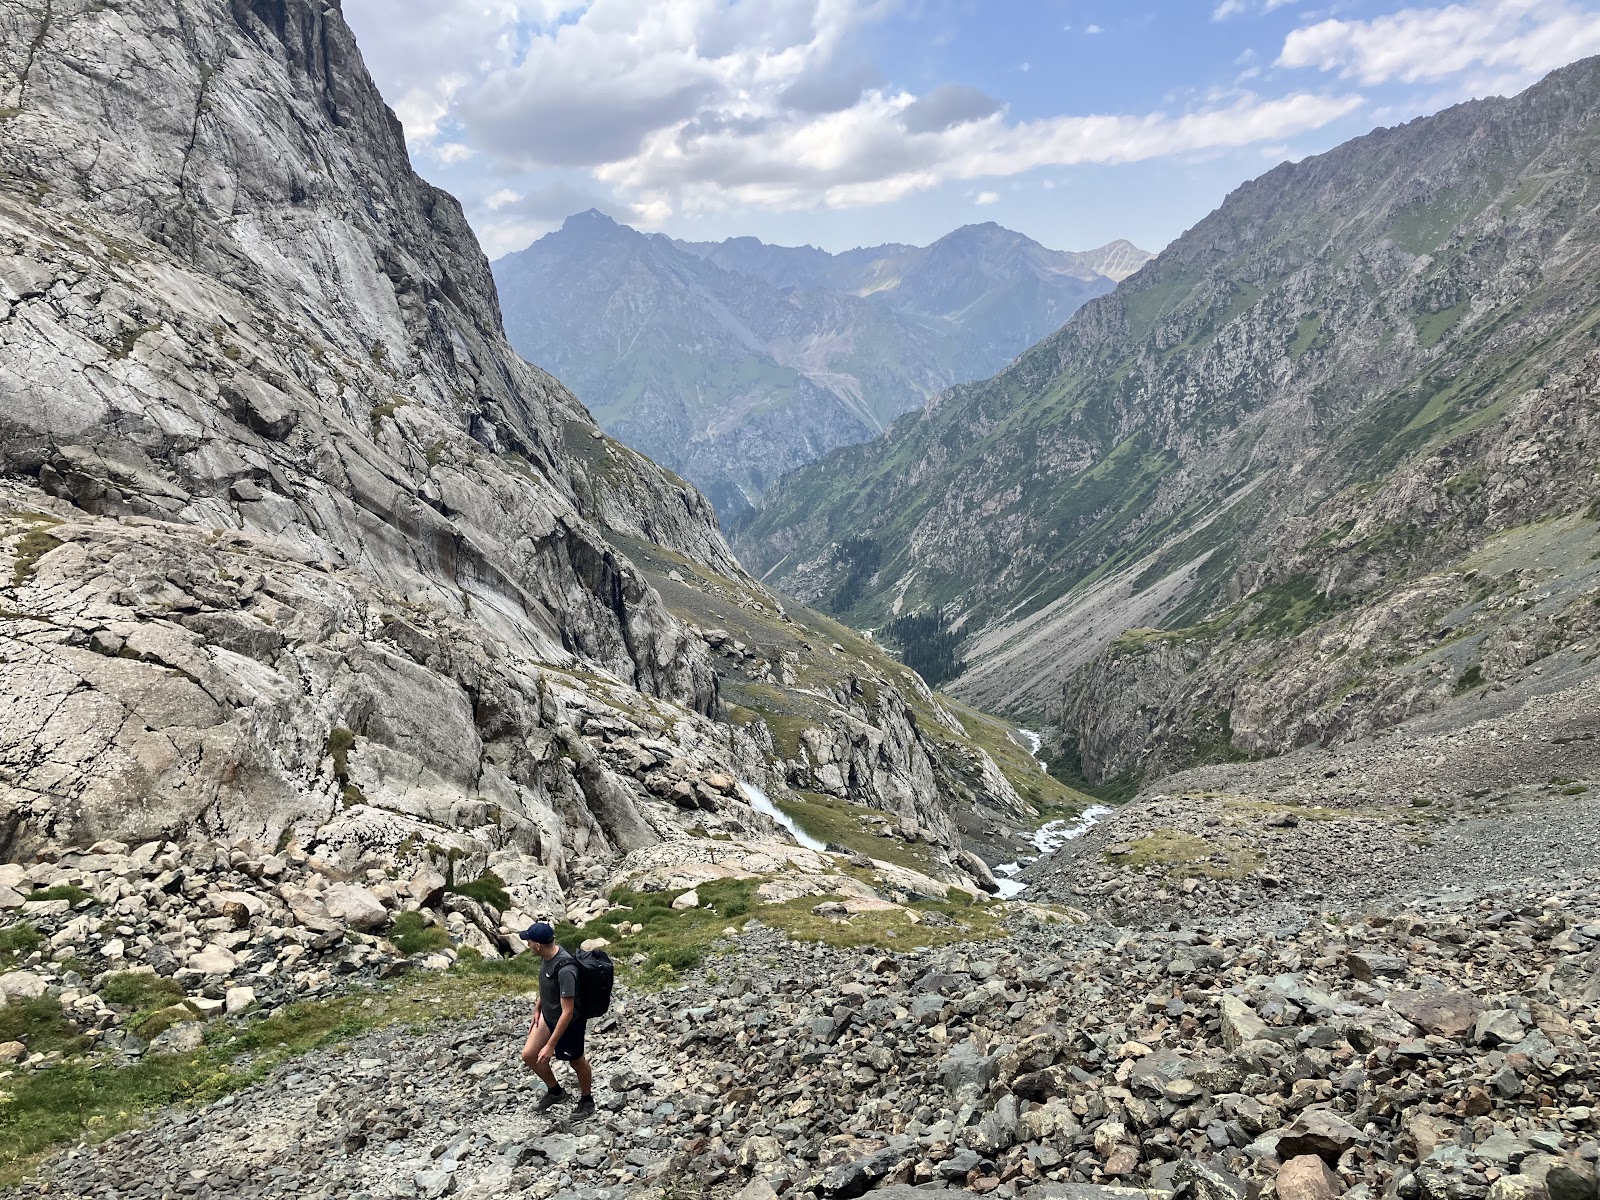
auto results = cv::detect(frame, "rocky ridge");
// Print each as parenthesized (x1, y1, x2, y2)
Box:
(0, 0, 1045, 908)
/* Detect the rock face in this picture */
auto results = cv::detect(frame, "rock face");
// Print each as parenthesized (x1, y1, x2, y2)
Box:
(0, 0, 1034, 896)
(493, 213, 1144, 519)
(737, 55, 1600, 787)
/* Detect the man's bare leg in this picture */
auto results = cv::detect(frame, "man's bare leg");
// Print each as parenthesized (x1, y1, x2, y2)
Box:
(521, 1023, 560, 1091)
(572, 1055, 593, 1097)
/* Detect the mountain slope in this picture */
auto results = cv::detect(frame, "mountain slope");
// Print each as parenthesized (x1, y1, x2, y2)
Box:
(0, 0, 1056, 899)
(493, 215, 1147, 517)
(738, 55, 1600, 787)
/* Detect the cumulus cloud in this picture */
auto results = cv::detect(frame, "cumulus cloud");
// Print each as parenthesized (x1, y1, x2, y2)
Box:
(975, 191, 1000, 205)
(1277, 0, 1600, 88)
(900, 84, 1004, 134)
(346, 0, 1366, 224)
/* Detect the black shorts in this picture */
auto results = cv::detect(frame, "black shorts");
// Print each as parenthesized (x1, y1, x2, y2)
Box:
(549, 1019, 586, 1062)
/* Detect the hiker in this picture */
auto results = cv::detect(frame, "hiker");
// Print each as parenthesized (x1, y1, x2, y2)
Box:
(519, 921, 595, 1117)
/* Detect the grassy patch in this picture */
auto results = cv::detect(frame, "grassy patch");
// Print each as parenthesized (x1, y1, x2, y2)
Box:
(325, 727, 355, 785)
(0, 969, 546, 1187)
(24, 884, 92, 906)
(97, 974, 184, 1012)
(446, 871, 510, 913)
(1106, 829, 1264, 881)
(775, 792, 946, 876)
(388, 911, 450, 956)
(943, 700, 1092, 819)
(0, 924, 43, 968)
(0, 999, 91, 1058)
(8, 529, 62, 588)
(1454, 663, 1484, 693)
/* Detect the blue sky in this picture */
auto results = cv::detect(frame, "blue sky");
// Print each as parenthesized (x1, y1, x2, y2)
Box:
(343, 0, 1600, 259)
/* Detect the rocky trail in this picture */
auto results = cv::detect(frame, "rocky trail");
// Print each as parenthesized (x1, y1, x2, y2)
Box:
(14, 787, 1600, 1200)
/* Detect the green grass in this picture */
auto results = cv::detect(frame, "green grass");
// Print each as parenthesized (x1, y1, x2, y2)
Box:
(8, 529, 62, 588)
(1105, 829, 1264, 881)
(0, 969, 545, 1187)
(774, 792, 946, 876)
(0, 866, 1017, 1186)
(325, 727, 355, 785)
(97, 974, 184, 1012)
(447, 871, 510, 913)
(0, 925, 43, 968)
(24, 885, 92, 906)
(1454, 663, 1484, 693)
(942, 700, 1092, 819)
(0, 999, 92, 1058)
(388, 911, 450, 956)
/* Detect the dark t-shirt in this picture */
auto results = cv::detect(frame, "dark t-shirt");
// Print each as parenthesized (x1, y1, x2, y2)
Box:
(539, 948, 580, 1029)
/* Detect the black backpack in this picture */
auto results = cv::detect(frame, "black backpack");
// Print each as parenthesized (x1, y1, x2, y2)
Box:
(569, 946, 614, 1018)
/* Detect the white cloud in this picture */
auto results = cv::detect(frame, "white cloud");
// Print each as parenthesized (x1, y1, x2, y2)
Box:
(595, 88, 1364, 217)
(1217, 0, 1299, 17)
(1085, 24, 1104, 34)
(1277, 0, 1600, 89)
(346, 0, 1366, 226)
(975, 190, 1001, 205)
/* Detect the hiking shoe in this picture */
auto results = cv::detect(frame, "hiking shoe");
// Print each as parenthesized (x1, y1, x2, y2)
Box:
(535, 1087, 568, 1113)
(572, 1095, 595, 1120)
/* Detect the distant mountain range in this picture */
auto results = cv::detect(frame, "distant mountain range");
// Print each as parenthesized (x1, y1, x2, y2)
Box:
(492, 214, 1150, 518)
(737, 55, 1600, 790)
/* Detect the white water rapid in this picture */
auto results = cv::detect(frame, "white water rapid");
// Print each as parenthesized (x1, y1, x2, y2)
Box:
(738, 781, 829, 853)
(991, 728, 1112, 898)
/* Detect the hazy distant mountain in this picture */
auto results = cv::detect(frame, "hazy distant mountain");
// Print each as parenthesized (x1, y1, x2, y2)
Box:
(493, 214, 1150, 517)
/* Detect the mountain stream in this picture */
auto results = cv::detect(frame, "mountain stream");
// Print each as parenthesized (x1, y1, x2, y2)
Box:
(991, 729, 1112, 898)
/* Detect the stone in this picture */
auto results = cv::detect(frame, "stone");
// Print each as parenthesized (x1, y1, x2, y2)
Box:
(1346, 952, 1408, 982)
(0, 1041, 26, 1063)
(414, 1165, 456, 1198)
(1278, 1156, 1346, 1200)
(1277, 1109, 1366, 1163)
(225, 986, 257, 1015)
(187, 946, 238, 976)
(149, 1022, 205, 1055)
(671, 890, 701, 911)
(0, 971, 47, 1002)
(1545, 1161, 1597, 1200)
(1173, 1158, 1249, 1200)
(1474, 1009, 1526, 1046)
(1387, 990, 1484, 1040)
(323, 883, 389, 933)
(819, 1145, 905, 1198)
(1221, 995, 1270, 1050)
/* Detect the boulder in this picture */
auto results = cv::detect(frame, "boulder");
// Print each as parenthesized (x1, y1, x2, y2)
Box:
(323, 883, 389, 932)
(149, 1021, 206, 1055)
(225, 986, 256, 1015)
(1277, 1109, 1366, 1163)
(1346, 951, 1408, 982)
(187, 945, 238, 976)
(1220, 994, 1269, 1049)
(1387, 989, 1484, 1039)
(1278, 1155, 1346, 1200)
(0, 970, 47, 1002)
(671, 890, 700, 911)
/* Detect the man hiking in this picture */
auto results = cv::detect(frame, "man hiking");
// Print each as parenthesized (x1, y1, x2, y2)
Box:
(518, 921, 595, 1117)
